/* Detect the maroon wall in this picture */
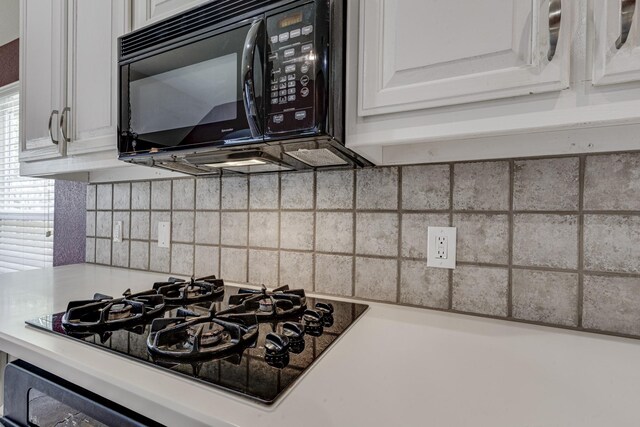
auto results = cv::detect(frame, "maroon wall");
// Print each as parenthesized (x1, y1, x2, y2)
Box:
(0, 39, 18, 87)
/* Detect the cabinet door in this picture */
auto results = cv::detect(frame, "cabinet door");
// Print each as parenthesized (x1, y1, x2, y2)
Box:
(65, 0, 129, 155)
(131, 0, 209, 29)
(19, 0, 66, 161)
(358, 0, 571, 116)
(592, 0, 640, 85)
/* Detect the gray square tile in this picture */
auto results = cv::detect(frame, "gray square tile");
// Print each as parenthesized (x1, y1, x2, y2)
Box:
(113, 211, 130, 240)
(402, 164, 450, 210)
(453, 161, 509, 211)
(584, 215, 640, 273)
(315, 254, 353, 297)
(96, 184, 112, 210)
(96, 211, 112, 238)
(248, 250, 278, 286)
(249, 212, 278, 248)
(401, 213, 449, 259)
(355, 257, 397, 302)
(355, 213, 398, 257)
(452, 265, 508, 316)
(280, 251, 313, 292)
(220, 248, 247, 283)
(281, 172, 314, 210)
(130, 241, 149, 270)
(356, 167, 398, 210)
(512, 269, 578, 326)
(86, 211, 96, 237)
(513, 214, 578, 269)
(85, 238, 95, 263)
(249, 174, 279, 210)
(453, 214, 509, 264)
(150, 244, 170, 273)
(221, 212, 248, 246)
(86, 184, 96, 210)
(151, 180, 171, 210)
(221, 176, 248, 210)
(194, 245, 219, 278)
(113, 183, 131, 210)
(172, 179, 195, 210)
(95, 238, 112, 265)
(195, 211, 219, 245)
(131, 182, 150, 210)
(171, 211, 194, 243)
(111, 240, 129, 268)
(400, 260, 449, 309)
(513, 158, 579, 211)
(583, 275, 640, 336)
(317, 169, 353, 209)
(280, 212, 314, 250)
(131, 211, 150, 240)
(150, 211, 171, 241)
(584, 153, 640, 210)
(316, 212, 353, 253)
(196, 177, 220, 210)
(171, 244, 194, 276)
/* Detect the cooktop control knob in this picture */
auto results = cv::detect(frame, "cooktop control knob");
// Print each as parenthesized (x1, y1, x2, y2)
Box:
(265, 332, 290, 356)
(302, 309, 323, 336)
(282, 321, 305, 341)
(315, 302, 334, 327)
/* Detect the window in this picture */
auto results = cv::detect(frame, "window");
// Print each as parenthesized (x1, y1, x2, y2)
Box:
(0, 84, 55, 273)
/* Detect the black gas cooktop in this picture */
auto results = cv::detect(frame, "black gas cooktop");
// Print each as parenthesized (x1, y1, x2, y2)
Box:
(25, 277, 368, 405)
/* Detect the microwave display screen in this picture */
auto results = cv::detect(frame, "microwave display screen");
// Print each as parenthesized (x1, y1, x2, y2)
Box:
(278, 11, 303, 28)
(130, 53, 237, 136)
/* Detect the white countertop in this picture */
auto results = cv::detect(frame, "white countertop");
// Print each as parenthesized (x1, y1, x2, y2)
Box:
(1, 264, 640, 426)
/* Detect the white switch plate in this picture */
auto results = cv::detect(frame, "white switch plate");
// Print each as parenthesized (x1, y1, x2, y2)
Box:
(158, 222, 170, 248)
(427, 226, 456, 269)
(113, 221, 123, 243)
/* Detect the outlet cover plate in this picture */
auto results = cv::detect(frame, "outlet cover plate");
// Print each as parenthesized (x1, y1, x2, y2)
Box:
(158, 222, 170, 248)
(427, 226, 456, 269)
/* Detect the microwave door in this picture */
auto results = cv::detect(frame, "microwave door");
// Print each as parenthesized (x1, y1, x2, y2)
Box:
(119, 22, 266, 155)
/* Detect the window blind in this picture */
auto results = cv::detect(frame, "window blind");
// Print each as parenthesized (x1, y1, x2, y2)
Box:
(0, 86, 55, 274)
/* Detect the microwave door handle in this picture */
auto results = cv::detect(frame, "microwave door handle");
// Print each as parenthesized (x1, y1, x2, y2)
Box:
(242, 18, 264, 138)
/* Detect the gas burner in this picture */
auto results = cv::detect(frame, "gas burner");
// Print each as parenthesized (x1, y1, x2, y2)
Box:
(61, 289, 165, 333)
(153, 275, 224, 305)
(226, 285, 307, 320)
(147, 304, 258, 361)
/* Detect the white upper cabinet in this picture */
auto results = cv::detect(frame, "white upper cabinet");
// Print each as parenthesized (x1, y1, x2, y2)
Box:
(19, 0, 66, 162)
(65, 0, 129, 155)
(592, 0, 640, 85)
(132, 0, 209, 29)
(358, 0, 570, 116)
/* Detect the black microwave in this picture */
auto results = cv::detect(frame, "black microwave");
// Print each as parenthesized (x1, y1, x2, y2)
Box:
(117, 0, 372, 174)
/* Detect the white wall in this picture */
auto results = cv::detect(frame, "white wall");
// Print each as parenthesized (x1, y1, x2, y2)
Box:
(0, 0, 19, 47)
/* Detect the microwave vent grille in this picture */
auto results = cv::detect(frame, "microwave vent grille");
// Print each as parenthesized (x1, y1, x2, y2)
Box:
(121, 0, 276, 59)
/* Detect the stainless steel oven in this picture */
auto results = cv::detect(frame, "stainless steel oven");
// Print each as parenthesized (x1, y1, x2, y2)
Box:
(117, 0, 372, 174)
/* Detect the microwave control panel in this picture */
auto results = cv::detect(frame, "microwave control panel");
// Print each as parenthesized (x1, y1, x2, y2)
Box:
(265, 3, 316, 135)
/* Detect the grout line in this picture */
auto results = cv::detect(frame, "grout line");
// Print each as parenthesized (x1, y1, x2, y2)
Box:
(245, 176, 250, 284)
(217, 176, 222, 278)
(277, 173, 282, 287)
(448, 163, 454, 310)
(577, 155, 586, 327)
(507, 160, 514, 318)
(396, 166, 402, 304)
(351, 169, 357, 298)
(312, 171, 317, 292)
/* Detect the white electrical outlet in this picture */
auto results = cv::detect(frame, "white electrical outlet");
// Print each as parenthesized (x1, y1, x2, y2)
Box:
(427, 226, 456, 269)
(158, 222, 170, 248)
(113, 221, 123, 243)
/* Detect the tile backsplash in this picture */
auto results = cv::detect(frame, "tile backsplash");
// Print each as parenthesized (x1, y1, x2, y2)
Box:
(85, 152, 640, 339)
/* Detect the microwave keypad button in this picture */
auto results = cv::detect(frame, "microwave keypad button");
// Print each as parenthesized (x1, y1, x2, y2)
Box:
(273, 114, 284, 124)
(287, 74, 296, 81)
(269, 52, 278, 61)
(300, 87, 310, 97)
(301, 43, 313, 53)
(271, 98, 279, 105)
(295, 111, 307, 120)
(284, 48, 295, 58)
(285, 64, 296, 73)
(279, 89, 287, 96)
(290, 28, 301, 38)
(300, 63, 310, 74)
(271, 84, 278, 91)
(302, 25, 313, 35)
(279, 76, 287, 83)
(279, 83, 287, 90)
(300, 75, 310, 86)
(272, 91, 279, 98)
(279, 97, 287, 104)
(270, 35, 279, 44)
(287, 81, 296, 88)
(279, 32, 289, 42)
(287, 88, 296, 95)
(288, 94, 296, 102)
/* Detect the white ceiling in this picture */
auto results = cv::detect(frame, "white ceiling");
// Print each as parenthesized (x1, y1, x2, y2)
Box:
(0, 0, 19, 47)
